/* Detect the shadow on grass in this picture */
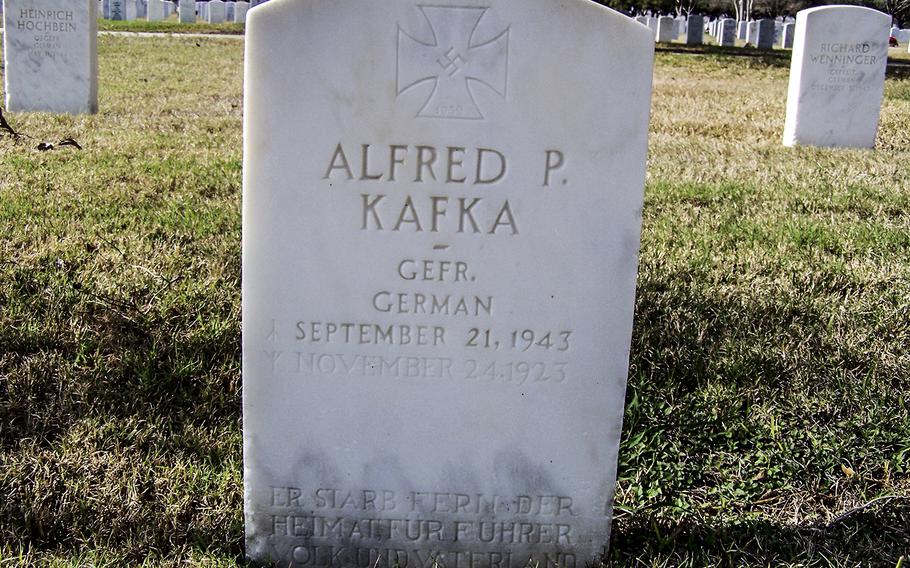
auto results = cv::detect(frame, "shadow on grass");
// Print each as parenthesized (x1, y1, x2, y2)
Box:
(609, 502, 910, 567)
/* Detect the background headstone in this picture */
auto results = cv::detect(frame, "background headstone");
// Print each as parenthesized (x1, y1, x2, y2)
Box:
(234, 0, 248, 23)
(206, 0, 224, 23)
(781, 22, 795, 48)
(178, 0, 194, 22)
(3, 0, 98, 114)
(147, 0, 165, 21)
(686, 14, 703, 45)
(718, 18, 736, 46)
(110, 0, 125, 19)
(737, 20, 747, 39)
(756, 18, 775, 49)
(225, 0, 234, 21)
(657, 15, 676, 42)
(783, 5, 889, 148)
(242, 0, 654, 565)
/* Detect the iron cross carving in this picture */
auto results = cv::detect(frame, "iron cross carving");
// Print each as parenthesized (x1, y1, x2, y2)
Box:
(397, 6, 510, 120)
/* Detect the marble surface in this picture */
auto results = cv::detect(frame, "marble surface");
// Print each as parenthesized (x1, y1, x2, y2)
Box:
(234, 1, 248, 23)
(207, 0, 224, 23)
(147, 0, 165, 21)
(783, 5, 889, 148)
(685, 15, 703, 45)
(3, 0, 98, 114)
(241, 0, 654, 565)
(781, 22, 795, 48)
(756, 19, 775, 49)
(718, 18, 736, 46)
(656, 16, 675, 42)
(178, 0, 195, 23)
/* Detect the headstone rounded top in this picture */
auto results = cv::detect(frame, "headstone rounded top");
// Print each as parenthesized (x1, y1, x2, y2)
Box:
(242, 0, 655, 564)
(797, 3, 890, 20)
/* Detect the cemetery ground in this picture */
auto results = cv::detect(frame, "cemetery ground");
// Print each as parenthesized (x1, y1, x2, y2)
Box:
(0, 34, 909, 567)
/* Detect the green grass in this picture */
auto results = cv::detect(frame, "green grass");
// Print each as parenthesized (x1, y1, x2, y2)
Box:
(1, 35, 909, 567)
(98, 18, 245, 35)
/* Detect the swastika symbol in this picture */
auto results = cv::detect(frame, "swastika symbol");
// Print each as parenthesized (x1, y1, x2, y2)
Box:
(437, 47, 467, 77)
(397, 6, 510, 120)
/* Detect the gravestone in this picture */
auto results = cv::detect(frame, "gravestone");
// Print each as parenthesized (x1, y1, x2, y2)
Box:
(783, 5, 889, 148)
(179, 0, 194, 22)
(737, 20, 747, 39)
(647, 15, 657, 35)
(242, 0, 654, 566)
(234, 0, 248, 22)
(125, 0, 137, 19)
(781, 22, 794, 48)
(755, 19, 775, 49)
(657, 16, 675, 42)
(148, 0, 165, 21)
(635, 15, 647, 26)
(718, 18, 736, 46)
(3, 0, 98, 114)
(686, 15, 703, 45)
(207, 0, 224, 23)
(225, 0, 234, 21)
(110, 0, 125, 19)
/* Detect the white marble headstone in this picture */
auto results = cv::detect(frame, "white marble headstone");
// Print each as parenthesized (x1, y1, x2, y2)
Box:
(783, 5, 889, 148)
(718, 18, 736, 46)
(685, 15, 703, 45)
(3, 0, 98, 114)
(234, 0, 248, 22)
(656, 16, 675, 42)
(242, 0, 654, 566)
(755, 19, 774, 49)
(178, 0, 194, 22)
(147, 0, 165, 21)
(109, 0, 125, 19)
(737, 20, 746, 39)
(781, 22, 794, 48)
(207, 0, 224, 22)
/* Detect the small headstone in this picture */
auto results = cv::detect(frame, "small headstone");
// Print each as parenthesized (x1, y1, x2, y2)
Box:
(241, 0, 655, 565)
(635, 15, 647, 26)
(3, 0, 98, 114)
(124, 0, 137, 20)
(110, 0, 125, 19)
(781, 22, 795, 48)
(207, 0, 224, 23)
(179, 0, 194, 22)
(737, 20, 747, 39)
(686, 15, 703, 45)
(755, 19, 775, 49)
(147, 0, 165, 21)
(783, 5, 889, 148)
(657, 16, 676, 42)
(718, 18, 736, 46)
(225, 0, 234, 21)
(233, 0, 248, 23)
(647, 15, 657, 35)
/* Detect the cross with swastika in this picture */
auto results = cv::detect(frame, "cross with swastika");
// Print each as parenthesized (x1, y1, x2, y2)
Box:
(397, 6, 510, 120)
